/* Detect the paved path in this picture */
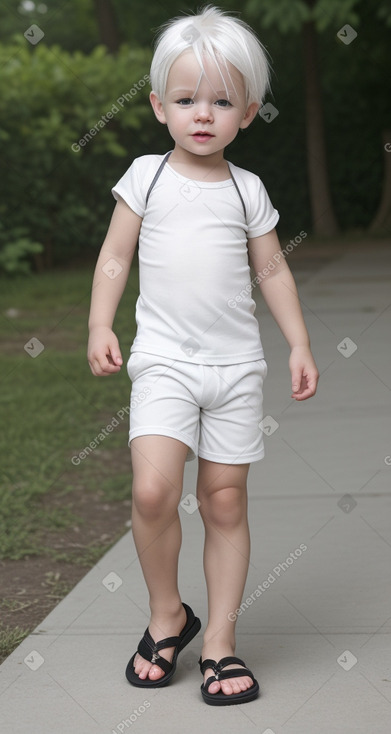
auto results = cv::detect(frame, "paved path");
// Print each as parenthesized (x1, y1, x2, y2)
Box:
(1, 242, 391, 733)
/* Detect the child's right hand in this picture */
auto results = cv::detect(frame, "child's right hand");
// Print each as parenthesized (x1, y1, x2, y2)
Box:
(87, 326, 123, 376)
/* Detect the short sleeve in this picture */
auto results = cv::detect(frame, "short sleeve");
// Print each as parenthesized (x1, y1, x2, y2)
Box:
(246, 175, 279, 238)
(111, 157, 146, 217)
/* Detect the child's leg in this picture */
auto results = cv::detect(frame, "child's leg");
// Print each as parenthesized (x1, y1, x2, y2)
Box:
(130, 435, 189, 681)
(196, 458, 254, 696)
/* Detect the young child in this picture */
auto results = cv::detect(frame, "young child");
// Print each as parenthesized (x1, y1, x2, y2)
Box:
(87, 4, 318, 706)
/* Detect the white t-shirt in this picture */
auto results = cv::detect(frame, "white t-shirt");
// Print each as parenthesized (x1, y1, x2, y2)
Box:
(112, 153, 279, 365)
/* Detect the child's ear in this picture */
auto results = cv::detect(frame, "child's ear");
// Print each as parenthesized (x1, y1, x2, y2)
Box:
(240, 102, 260, 131)
(150, 91, 167, 125)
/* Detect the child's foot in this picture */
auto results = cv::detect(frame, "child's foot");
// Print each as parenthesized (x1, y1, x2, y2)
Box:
(201, 643, 254, 696)
(133, 604, 187, 681)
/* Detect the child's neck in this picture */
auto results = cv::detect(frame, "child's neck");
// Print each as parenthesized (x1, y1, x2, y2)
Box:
(168, 146, 230, 182)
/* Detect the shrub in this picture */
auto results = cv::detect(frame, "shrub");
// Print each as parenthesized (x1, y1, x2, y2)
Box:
(0, 39, 153, 268)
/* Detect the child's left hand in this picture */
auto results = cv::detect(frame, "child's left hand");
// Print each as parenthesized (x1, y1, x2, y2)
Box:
(289, 345, 319, 401)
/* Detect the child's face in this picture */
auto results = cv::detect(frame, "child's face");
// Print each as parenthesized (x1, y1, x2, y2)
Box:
(150, 51, 258, 159)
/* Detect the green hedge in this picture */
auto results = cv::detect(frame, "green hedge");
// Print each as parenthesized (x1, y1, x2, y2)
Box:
(0, 39, 155, 271)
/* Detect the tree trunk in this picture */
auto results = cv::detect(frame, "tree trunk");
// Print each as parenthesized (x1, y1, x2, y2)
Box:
(302, 18, 339, 236)
(93, 0, 120, 53)
(369, 130, 391, 233)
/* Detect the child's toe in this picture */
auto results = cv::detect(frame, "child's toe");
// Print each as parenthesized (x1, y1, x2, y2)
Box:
(207, 679, 221, 694)
(239, 675, 253, 691)
(133, 653, 143, 675)
(148, 664, 165, 680)
(221, 678, 237, 695)
(220, 675, 254, 695)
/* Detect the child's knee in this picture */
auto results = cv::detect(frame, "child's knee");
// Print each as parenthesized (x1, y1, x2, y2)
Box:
(199, 486, 245, 529)
(132, 478, 178, 520)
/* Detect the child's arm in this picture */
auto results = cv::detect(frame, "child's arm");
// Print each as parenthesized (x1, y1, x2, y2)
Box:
(248, 228, 319, 401)
(87, 197, 142, 377)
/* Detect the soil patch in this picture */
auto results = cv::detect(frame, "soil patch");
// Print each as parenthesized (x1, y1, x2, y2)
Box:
(0, 475, 132, 664)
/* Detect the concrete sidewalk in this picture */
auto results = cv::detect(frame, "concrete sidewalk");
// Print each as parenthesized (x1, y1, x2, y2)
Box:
(1, 243, 391, 734)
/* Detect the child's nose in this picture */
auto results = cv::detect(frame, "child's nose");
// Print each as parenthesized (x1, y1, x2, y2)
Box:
(194, 103, 213, 123)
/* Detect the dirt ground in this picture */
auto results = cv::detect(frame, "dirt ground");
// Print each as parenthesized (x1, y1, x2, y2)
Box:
(0, 452, 132, 664)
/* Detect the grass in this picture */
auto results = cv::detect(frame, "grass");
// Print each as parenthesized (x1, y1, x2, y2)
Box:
(0, 624, 33, 661)
(0, 571, 76, 661)
(0, 265, 139, 560)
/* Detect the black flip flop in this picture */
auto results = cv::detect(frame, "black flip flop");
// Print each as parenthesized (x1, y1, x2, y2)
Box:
(126, 602, 201, 687)
(199, 655, 260, 705)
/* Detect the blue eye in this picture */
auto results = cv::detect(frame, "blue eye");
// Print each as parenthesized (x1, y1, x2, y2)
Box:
(177, 98, 193, 105)
(215, 99, 232, 107)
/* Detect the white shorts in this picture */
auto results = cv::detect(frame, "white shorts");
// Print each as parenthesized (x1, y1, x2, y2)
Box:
(127, 352, 268, 465)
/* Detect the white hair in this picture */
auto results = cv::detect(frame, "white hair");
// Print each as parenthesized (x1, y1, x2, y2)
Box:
(149, 5, 271, 108)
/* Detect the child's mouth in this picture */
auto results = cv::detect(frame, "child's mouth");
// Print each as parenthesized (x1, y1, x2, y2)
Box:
(192, 132, 214, 142)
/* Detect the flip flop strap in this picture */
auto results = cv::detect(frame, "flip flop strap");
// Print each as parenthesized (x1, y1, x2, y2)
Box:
(199, 655, 254, 689)
(198, 655, 247, 675)
(198, 657, 217, 675)
(217, 667, 255, 682)
(137, 629, 181, 674)
(203, 667, 255, 692)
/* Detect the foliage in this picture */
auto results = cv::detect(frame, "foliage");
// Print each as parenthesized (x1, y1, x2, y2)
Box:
(0, 225, 43, 274)
(245, 0, 361, 32)
(243, 0, 390, 231)
(0, 0, 203, 51)
(376, 0, 391, 26)
(0, 0, 99, 52)
(0, 39, 153, 268)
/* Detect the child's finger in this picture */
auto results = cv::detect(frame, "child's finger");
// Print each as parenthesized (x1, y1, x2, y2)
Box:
(291, 369, 303, 394)
(100, 355, 121, 374)
(291, 373, 318, 400)
(306, 373, 319, 396)
(90, 350, 120, 376)
(109, 344, 123, 366)
(104, 334, 123, 368)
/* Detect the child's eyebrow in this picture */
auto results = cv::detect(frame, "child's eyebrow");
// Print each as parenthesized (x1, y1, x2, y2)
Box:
(169, 88, 232, 97)
(169, 88, 195, 95)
